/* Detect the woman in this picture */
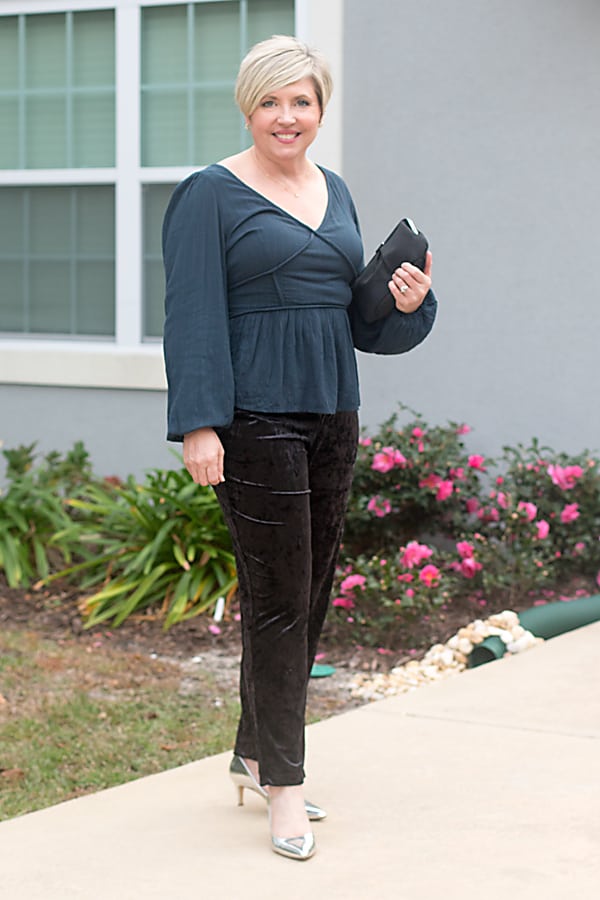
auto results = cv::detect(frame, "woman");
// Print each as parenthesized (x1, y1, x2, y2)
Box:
(163, 35, 436, 861)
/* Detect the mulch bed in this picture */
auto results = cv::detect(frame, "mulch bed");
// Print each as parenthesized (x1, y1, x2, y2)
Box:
(2, 573, 596, 675)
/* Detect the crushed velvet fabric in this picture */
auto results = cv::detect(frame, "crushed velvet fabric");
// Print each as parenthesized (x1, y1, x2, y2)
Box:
(214, 409, 358, 786)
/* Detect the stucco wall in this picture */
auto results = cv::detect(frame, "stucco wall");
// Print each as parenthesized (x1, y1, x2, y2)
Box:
(343, 0, 600, 455)
(0, 385, 172, 480)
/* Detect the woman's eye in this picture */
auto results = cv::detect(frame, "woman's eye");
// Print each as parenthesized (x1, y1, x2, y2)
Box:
(261, 100, 275, 108)
(296, 99, 310, 107)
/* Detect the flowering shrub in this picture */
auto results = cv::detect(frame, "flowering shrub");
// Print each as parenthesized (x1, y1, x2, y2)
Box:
(331, 542, 450, 644)
(468, 440, 600, 596)
(343, 406, 487, 555)
(330, 415, 600, 644)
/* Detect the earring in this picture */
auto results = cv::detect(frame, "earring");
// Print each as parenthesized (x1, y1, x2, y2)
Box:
(244, 122, 250, 130)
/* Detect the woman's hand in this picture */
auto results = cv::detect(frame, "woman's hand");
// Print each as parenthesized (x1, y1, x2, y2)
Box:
(183, 427, 225, 486)
(388, 250, 433, 313)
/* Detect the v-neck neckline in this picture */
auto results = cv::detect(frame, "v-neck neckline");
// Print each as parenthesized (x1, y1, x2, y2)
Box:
(214, 163, 331, 233)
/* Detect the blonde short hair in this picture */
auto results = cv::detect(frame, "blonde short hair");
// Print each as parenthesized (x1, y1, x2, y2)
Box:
(235, 35, 333, 118)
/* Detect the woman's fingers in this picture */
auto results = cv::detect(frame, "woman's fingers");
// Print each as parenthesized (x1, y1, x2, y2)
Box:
(183, 428, 225, 486)
(388, 254, 433, 313)
(423, 250, 433, 278)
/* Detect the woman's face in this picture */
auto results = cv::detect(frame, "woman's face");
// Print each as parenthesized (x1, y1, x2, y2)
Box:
(248, 77, 322, 162)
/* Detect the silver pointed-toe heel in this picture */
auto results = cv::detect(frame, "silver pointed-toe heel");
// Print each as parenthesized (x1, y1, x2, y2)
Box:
(303, 799, 327, 822)
(271, 831, 316, 861)
(229, 754, 268, 806)
(229, 755, 327, 821)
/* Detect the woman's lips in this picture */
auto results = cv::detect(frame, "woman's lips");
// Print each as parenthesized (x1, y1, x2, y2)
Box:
(274, 132, 300, 142)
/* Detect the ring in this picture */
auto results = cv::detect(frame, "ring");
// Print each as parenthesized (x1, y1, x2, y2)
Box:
(399, 284, 409, 294)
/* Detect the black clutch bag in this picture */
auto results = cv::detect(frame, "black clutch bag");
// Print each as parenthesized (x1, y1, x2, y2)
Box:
(351, 218, 429, 323)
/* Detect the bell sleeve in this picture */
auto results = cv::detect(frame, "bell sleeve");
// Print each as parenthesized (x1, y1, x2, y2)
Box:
(349, 288, 438, 355)
(162, 172, 235, 441)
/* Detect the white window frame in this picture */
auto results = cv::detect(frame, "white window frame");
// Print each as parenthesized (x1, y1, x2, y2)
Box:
(0, 0, 343, 390)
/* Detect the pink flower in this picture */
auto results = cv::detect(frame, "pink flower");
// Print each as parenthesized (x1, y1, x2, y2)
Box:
(478, 506, 499, 522)
(449, 467, 465, 481)
(367, 495, 392, 518)
(535, 520, 550, 540)
(468, 454, 486, 471)
(573, 542, 586, 555)
(400, 541, 434, 568)
(465, 498, 480, 515)
(517, 501, 538, 522)
(333, 596, 356, 610)
(208, 624, 221, 635)
(460, 557, 482, 579)
(411, 427, 425, 439)
(371, 447, 407, 473)
(405, 588, 415, 598)
(419, 564, 441, 587)
(496, 491, 509, 509)
(456, 424, 471, 435)
(340, 574, 367, 593)
(496, 476, 504, 486)
(436, 480, 454, 501)
(547, 464, 584, 490)
(456, 540, 475, 559)
(359, 436, 372, 447)
(560, 503, 580, 524)
(419, 473, 442, 490)
(397, 573, 414, 582)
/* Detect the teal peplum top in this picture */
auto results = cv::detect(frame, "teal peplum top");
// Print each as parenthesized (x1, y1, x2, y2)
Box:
(162, 164, 437, 441)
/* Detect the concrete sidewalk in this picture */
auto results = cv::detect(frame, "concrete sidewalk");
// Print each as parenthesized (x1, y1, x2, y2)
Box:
(2, 622, 599, 900)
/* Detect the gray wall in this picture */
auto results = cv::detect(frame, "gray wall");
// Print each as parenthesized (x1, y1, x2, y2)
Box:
(344, 0, 600, 456)
(0, 385, 174, 481)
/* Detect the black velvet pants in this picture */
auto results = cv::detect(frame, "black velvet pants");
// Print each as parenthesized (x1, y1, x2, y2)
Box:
(214, 409, 358, 786)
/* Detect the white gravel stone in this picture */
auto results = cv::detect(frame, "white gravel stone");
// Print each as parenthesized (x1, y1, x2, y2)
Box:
(350, 608, 544, 701)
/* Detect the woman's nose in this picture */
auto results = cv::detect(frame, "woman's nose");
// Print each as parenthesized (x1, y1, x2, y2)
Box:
(277, 106, 296, 123)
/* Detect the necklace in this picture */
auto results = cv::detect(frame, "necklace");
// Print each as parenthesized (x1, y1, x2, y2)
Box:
(253, 151, 305, 198)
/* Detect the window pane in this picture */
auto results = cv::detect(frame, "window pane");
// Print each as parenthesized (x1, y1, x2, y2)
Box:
(73, 10, 115, 87)
(0, 99, 19, 168)
(142, 91, 189, 166)
(29, 261, 71, 333)
(0, 263, 24, 332)
(194, 2, 240, 81)
(247, 0, 295, 46)
(73, 94, 115, 167)
(144, 259, 166, 338)
(26, 96, 67, 168)
(77, 262, 115, 335)
(143, 183, 174, 339)
(6, 10, 115, 169)
(142, 5, 188, 85)
(0, 16, 19, 90)
(0, 188, 24, 256)
(29, 188, 71, 256)
(26, 14, 66, 89)
(77, 187, 115, 256)
(194, 88, 239, 163)
(0, 186, 115, 336)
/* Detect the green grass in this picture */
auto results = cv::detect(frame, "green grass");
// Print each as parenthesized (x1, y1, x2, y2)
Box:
(0, 629, 239, 821)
